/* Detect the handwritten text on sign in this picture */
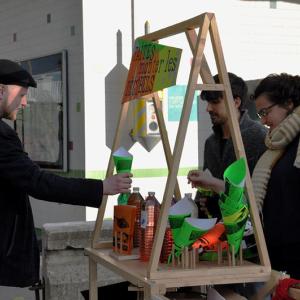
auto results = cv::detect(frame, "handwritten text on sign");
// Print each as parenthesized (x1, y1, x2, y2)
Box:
(122, 39, 182, 103)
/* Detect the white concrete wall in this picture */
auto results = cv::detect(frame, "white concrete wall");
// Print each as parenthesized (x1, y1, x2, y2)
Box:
(1, 0, 300, 222)
(83, 0, 300, 219)
(0, 0, 86, 226)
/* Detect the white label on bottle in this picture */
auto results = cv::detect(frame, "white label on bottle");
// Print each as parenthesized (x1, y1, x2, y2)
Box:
(140, 210, 147, 229)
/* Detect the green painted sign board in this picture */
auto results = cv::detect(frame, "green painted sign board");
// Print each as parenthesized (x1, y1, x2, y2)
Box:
(122, 39, 182, 103)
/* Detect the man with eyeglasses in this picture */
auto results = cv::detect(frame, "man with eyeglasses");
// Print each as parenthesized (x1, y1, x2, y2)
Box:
(193, 72, 267, 220)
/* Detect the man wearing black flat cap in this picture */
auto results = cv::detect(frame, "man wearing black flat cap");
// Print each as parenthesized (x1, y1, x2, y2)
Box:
(0, 59, 132, 287)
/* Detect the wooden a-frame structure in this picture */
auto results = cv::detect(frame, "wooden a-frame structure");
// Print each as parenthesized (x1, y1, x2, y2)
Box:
(85, 12, 271, 300)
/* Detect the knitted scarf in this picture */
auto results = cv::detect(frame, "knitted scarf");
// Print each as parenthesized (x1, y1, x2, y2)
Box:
(252, 105, 300, 212)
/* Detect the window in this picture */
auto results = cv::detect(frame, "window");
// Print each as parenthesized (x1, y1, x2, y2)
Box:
(15, 51, 68, 171)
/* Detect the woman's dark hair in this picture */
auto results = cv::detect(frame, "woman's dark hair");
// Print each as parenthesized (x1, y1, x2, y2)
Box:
(254, 73, 300, 108)
(200, 72, 248, 110)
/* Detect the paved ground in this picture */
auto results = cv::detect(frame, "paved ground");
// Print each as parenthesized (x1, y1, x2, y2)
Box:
(0, 286, 36, 300)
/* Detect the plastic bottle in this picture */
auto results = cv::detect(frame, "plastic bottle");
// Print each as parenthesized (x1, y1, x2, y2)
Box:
(127, 187, 145, 248)
(140, 192, 160, 262)
(117, 192, 130, 205)
(160, 222, 173, 263)
(171, 195, 177, 206)
(183, 193, 198, 218)
(160, 195, 176, 263)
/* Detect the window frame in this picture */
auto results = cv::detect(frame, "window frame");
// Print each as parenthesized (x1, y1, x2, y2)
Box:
(15, 50, 69, 171)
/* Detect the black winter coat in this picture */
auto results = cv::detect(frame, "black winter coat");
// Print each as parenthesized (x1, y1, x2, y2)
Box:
(0, 119, 103, 287)
(263, 134, 300, 278)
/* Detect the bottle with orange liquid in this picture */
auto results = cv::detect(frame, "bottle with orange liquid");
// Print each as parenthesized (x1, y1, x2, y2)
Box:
(140, 191, 160, 262)
(127, 187, 145, 248)
(160, 222, 173, 263)
(160, 195, 177, 263)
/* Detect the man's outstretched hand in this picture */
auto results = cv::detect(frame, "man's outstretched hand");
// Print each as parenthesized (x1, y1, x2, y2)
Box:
(187, 169, 225, 194)
(103, 173, 133, 195)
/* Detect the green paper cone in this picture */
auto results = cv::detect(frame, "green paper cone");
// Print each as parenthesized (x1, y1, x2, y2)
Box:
(168, 213, 191, 240)
(113, 147, 133, 173)
(219, 158, 248, 255)
(168, 194, 200, 240)
(222, 202, 248, 254)
(223, 157, 246, 187)
(173, 218, 217, 256)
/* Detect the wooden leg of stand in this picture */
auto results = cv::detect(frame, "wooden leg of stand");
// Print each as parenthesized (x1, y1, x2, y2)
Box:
(217, 243, 222, 265)
(227, 247, 232, 266)
(193, 248, 197, 269)
(232, 245, 236, 266)
(171, 246, 175, 267)
(185, 247, 189, 269)
(89, 257, 97, 300)
(189, 249, 196, 269)
(239, 244, 243, 265)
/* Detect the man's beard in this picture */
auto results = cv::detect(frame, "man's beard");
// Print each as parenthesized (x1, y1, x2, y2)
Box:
(2, 107, 18, 121)
(209, 113, 226, 126)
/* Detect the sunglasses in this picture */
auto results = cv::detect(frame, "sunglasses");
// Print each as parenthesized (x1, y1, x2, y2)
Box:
(256, 103, 277, 118)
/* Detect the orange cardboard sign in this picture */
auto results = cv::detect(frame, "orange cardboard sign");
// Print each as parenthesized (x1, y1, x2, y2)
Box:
(113, 205, 137, 255)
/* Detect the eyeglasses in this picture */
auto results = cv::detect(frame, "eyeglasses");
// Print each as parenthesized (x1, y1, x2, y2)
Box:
(256, 103, 277, 118)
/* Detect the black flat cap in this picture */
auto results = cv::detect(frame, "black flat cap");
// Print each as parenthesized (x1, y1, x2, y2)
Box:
(0, 59, 37, 88)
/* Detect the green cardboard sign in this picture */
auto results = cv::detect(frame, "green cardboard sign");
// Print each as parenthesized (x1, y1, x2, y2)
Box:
(122, 39, 182, 102)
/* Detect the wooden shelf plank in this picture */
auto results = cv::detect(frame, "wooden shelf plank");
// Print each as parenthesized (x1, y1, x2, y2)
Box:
(85, 248, 270, 288)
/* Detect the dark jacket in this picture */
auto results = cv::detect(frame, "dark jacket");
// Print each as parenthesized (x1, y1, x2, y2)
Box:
(197, 111, 267, 219)
(263, 134, 300, 278)
(204, 110, 267, 178)
(0, 119, 103, 287)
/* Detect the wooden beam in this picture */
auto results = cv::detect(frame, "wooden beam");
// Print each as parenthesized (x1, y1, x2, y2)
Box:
(138, 13, 213, 41)
(185, 28, 214, 84)
(209, 15, 270, 268)
(148, 13, 211, 276)
(152, 93, 181, 200)
(91, 101, 130, 247)
(195, 83, 225, 91)
(89, 257, 98, 300)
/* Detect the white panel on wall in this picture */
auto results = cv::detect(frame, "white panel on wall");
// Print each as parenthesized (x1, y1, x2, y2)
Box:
(83, 0, 300, 219)
(0, 0, 87, 224)
(2, 0, 300, 221)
